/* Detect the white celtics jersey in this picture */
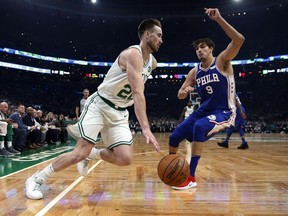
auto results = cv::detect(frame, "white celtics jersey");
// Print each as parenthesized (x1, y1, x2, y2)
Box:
(97, 45, 153, 108)
(184, 106, 194, 119)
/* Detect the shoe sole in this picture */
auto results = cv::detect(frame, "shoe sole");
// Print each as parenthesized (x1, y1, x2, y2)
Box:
(172, 182, 198, 190)
(25, 177, 43, 200)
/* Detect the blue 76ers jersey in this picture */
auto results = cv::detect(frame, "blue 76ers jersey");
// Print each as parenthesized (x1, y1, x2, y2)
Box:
(195, 58, 236, 111)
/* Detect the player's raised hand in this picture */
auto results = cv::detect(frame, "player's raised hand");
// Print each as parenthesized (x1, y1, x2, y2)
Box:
(204, 8, 221, 20)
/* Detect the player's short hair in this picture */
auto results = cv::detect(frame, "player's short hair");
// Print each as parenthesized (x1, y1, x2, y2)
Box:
(83, 88, 89, 93)
(138, 18, 162, 39)
(192, 37, 215, 51)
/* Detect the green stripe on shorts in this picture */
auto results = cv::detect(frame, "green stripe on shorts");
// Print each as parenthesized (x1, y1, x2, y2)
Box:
(108, 138, 133, 149)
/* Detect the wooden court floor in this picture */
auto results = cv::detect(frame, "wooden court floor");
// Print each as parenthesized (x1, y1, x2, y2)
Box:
(0, 133, 287, 216)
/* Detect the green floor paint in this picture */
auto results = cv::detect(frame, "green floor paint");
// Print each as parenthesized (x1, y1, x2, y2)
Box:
(0, 140, 77, 177)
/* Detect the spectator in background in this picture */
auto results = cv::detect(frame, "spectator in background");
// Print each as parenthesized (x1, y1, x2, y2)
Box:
(22, 107, 42, 148)
(0, 102, 21, 156)
(35, 110, 49, 144)
(45, 112, 60, 144)
(54, 114, 68, 143)
(9, 104, 30, 152)
(75, 88, 90, 120)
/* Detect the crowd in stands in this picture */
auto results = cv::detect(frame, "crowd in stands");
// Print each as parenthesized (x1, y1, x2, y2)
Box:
(1, 93, 287, 158)
(0, 102, 71, 157)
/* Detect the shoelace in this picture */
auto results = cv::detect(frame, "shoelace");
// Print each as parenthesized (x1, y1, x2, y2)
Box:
(33, 178, 43, 191)
(33, 182, 42, 191)
(83, 159, 90, 167)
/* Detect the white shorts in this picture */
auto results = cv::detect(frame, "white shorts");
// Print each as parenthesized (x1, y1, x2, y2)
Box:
(72, 92, 133, 149)
(0, 121, 8, 136)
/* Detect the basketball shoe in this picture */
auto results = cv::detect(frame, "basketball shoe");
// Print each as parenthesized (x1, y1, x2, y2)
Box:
(172, 176, 197, 190)
(77, 148, 102, 176)
(217, 140, 229, 148)
(237, 142, 249, 149)
(25, 172, 44, 199)
(77, 158, 91, 176)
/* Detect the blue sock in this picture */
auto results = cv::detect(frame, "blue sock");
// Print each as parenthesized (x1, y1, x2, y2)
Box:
(190, 155, 200, 177)
(241, 137, 246, 144)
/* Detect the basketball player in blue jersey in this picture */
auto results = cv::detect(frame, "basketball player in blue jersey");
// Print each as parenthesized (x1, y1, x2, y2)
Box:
(218, 94, 249, 149)
(25, 18, 162, 199)
(169, 8, 245, 190)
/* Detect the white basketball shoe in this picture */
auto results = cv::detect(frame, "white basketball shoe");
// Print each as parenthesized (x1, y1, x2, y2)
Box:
(77, 148, 102, 176)
(77, 158, 91, 177)
(25, 172, 44, 199)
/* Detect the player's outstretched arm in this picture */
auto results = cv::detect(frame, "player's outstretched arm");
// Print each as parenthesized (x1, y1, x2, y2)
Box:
(178, 68, 196, 99)
(205, 8, 245, 62)
(125, 48, 160, 152)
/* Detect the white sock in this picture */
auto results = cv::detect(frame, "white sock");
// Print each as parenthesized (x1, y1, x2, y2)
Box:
(0, 141, 4, 149)
(7, 141, 12, 148)
(36, 163, 55, 182)
(88, 148, 102, 160)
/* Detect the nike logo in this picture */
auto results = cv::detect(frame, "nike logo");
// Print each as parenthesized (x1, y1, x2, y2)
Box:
(223, 110, 231, 113)
(124, 114, 128, 118)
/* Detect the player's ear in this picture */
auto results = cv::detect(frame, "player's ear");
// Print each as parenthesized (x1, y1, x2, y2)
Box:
(145, 30, 151, 38)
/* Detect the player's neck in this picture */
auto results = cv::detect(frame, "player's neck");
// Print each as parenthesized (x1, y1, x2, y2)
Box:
(201, 56, 214, 69)
(139, 43, 151, 64)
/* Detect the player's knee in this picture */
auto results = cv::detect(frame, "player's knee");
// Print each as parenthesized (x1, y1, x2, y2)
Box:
(117, 154, 133, 166)
(169, 129, 184, 148)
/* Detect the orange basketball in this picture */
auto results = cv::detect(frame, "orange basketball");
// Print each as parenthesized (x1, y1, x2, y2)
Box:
(157, 154, 190, 186)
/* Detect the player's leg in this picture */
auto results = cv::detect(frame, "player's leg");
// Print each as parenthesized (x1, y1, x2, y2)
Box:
(171, 111, 205, 190)
(184, 140, 192, 164)
(236, 121, 249, 149)
(173, 111, 234, 190)
(217, 126, 233, 148)
(70, 93, 106, 176)
(26, 93, 102, 199)
(169, 113, 197, 155)
(26, 137, 95, 199)
(172, 118, 206, 190)
(87, 117, 133, 166)
(80, 101, 134, 167)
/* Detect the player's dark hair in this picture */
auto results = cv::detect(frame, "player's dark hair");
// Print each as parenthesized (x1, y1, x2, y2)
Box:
(192, 37, 215, 51)
(138, 18, 162, 39)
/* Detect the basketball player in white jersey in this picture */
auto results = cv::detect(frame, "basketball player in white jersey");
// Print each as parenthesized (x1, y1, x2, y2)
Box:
(25, 18, 163, 199)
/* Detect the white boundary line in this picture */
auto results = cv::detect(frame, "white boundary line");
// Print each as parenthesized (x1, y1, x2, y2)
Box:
(35, 160, 102, 216)
(35, 150, 161, 215)
(0, 158, 56, 180)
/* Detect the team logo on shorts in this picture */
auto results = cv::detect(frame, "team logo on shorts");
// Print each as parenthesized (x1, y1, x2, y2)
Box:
(207, 115, 216, 121)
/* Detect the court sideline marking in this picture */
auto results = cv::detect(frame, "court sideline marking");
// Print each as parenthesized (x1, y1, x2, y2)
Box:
(35, 160, 103, 216)
(35, 150, 160, 216)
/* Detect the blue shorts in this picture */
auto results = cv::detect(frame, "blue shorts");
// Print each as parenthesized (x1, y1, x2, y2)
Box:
(170, 108, 235, 146)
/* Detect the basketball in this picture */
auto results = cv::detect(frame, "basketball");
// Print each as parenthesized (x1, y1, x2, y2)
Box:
(157, 154, 190, 186)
